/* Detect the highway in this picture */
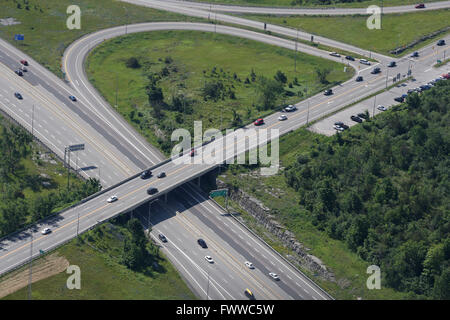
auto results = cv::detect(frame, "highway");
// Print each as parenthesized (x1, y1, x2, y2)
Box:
(150, 0, 450, 15)
(0, 3, 448, 300)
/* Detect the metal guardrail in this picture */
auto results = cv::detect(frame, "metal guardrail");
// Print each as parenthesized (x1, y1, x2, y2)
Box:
(207, 193, 335, 300)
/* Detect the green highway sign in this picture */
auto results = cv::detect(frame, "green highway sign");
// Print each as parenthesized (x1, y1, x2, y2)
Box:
(210, 189, 227, 198)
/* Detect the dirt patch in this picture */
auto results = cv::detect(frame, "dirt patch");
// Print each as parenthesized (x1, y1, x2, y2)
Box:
(0, 253, 69, 298)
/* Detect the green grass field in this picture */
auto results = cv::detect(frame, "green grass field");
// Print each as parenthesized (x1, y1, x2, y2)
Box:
(194, 0, 447, 8)
(218, 128, 410, 299)
(0, 0, 196, 77)
(2, 221, 196, 300)
(86, 30, 353, 152)
(242, 10, 450, 56)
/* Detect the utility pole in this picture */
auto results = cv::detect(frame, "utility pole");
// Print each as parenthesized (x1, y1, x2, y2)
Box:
(28, 231, 33, 300)
(373, 94, 377, 117)
(31, 104, 35, 137)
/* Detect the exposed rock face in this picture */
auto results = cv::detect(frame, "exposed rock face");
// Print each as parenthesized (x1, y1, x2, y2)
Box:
(217, 179, 336, 282)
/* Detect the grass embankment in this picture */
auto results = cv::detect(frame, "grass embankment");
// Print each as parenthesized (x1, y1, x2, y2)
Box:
(217, 128, 410, 300)
(0, 0, 197, 77)
(242, 10, 450, 56)
(2, 220, 196, 300)
(194, 0, 446, 8)
(86, 30, 353, 153)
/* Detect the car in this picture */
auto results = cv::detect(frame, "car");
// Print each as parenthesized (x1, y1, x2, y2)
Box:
(442, 73, 450, 79)
(357, 112, 368, 119)
(324, 89, 333, 96)
(333, 124, 344, 132)
(388, 61, 396, 67)
(14, 92, 23, 99)
(190, 148, 196, 157)
(407, 89, 415, 94)
(284, 105, 297, 112)
(351, 115, 363, 123)
(371, 67, 381, 74)
(20, 66, 27, 72)
(245, 288, 255, 299)
(341, 124, 349, 130)
(158, 233, 167, 242)
(394, 96, 404, 102)
(147, 187, 158, 195)
(245, 261, 255, 269)
(401, 94, 408, 99)
(20, 59, 28, 66)
(334, 121, 344, 126)
(245, 288, 255, 300)
(359, 59, 371, 65)
(69, 95, 77, 102)
(107, 195, 118, 203)
(269, 272, 280, 281)
(356, 76, 363, 82)
(377, 105, 387, 111)
(141, 169, 152, 179)
(205, 255, 214, 263)
(15, 69, 23, 76)
(253, 118, 264, 126)
(278, 114, 287, 121)
(420, 84, 431, 91)
(157, 172, 166, 178)
(411, 51, 419, 58)
(415, 3, 425, 9)
(41, 228, 51, 235)
(437, 39, 446, 46)
(329, 52, 341, 57)
(345, 56, 355, 61)
(197, 238, 207, 248)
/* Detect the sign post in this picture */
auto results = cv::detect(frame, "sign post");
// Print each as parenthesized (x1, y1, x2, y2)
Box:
(210, 189, 229, 212)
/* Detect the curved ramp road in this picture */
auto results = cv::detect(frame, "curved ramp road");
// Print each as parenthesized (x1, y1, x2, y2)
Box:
(120, 0, 393, 63)
(155, 0, 450, 15)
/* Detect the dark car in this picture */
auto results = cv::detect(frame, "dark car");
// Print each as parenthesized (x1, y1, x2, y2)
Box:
(340, 124, 349, 130)
(415, 3, 425, 9)
(371, 67, 381, 74)
(356, 76, 363, 82)
(141, 169, 152, 179)
(69, 95, 77, 102)
(411, 51, 419, 58)
(14, 92, 23, 99)
(158, 233, 167, 243)
(15, 70, 23, 76)
(20, 59, 28, 66)
(147, 187, 158, 195)
(197, 238, 207, 248)
(357, 112, 368, 119)
(157, 172, 166, 178)
(394, 96, 404, 102)
(324, 89, 333, 96)
(351, 115, 362, 123)
(388, 61, 396, 67)
(334, 121, 344, 126)
(437, 39, 446, 46)
(345, 56, 355, 61)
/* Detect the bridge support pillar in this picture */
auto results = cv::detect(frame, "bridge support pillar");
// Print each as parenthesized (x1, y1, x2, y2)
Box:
(197, 177, 201, 187)
(164, 193, 168, 203)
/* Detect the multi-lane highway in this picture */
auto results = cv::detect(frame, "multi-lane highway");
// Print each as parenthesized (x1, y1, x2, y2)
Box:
(147, 0, 450, 15)
(0, 0, 448, 300)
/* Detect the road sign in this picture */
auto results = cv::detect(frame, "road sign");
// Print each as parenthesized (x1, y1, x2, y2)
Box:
(39, 249, 44, 254)
(68, 144, 85, 152)
(14, 34, 24, 41)
(210, 189, 227, 198)
(310, 35, 314, 42)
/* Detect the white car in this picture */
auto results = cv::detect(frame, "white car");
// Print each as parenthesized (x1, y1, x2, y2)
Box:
(269, 272, 280, 281)
(359, 59, 371, 65)
(284, 105, 297, 112)
(377, 105, 387, 111)
(245, 261, 255, 269)
(41, 228, 51, 235)
(329, 52, 341, 57)
(278, 114, 287, 121)
(107, 195, 118, 203)
(20, 66, 27, 72)
(205, 255, 214, 263)
(333, 124, 344, 131)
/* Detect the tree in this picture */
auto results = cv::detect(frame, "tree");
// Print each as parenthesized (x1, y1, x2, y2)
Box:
(256, 76, 284, 110)
(274, 70, 287, 84)
(315, 67, 331, 84)
(122, 218, 148, 270)
(125, 57, 140, 69)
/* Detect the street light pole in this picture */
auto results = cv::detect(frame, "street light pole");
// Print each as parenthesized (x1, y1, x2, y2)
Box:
(373, 94, 377, 117)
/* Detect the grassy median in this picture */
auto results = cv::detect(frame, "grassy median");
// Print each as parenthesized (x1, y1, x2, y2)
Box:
(0, 0, 197, 77)
(241, 10, 450, 56)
